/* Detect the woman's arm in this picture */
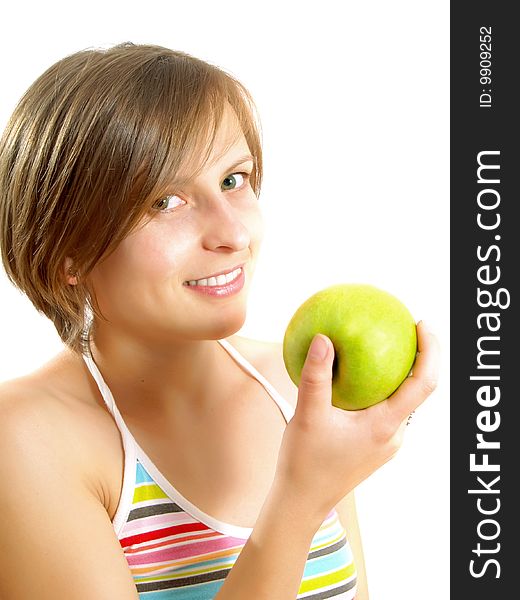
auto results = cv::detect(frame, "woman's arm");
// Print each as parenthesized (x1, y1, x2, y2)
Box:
(216, 322, 438, 599)
(0, 387, 140, 600)
(215, 479, 324, 599)
(220, 488, 370, 600)
(336, 491, 369, 599)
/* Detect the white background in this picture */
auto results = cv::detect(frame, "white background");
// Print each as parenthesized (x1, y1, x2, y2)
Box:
(0, 2, 449, 598)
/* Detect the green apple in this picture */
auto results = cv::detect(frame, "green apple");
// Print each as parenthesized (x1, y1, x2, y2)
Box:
(282, 284, 417, 410)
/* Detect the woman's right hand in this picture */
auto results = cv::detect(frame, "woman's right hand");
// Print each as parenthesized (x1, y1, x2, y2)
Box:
(272, 320, 440, 523)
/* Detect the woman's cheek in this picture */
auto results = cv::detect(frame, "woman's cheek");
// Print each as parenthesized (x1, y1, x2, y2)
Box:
(123, 224, 189, 278)
(249, 205, 265, 250)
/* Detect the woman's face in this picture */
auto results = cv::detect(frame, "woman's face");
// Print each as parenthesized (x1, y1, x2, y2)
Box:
(86, 107, 264, 345)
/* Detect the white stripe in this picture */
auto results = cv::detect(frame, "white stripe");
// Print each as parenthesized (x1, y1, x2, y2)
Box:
(134, 446, 254, 540)
(82, 352, 136, 537)
(217, 338, 296, 423)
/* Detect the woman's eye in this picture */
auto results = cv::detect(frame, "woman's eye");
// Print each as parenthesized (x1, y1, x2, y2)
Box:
(221, 172, 248, 191)
(152, 195, 186, 212)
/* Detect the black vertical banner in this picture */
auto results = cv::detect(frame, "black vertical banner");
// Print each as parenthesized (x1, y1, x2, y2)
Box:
(451, 2, 518, 597)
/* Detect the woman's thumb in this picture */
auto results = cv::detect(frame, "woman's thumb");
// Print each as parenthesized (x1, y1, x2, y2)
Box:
(296, 334, 334, 414)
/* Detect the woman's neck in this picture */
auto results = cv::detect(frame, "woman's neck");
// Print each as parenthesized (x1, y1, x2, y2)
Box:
(87, 325, 232, 417)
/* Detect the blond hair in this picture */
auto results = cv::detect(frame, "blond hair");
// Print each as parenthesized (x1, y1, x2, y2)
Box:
(0, 43, 263, 354)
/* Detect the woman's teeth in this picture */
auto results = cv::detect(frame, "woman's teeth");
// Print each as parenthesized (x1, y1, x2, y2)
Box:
(186, 267, 242, 287)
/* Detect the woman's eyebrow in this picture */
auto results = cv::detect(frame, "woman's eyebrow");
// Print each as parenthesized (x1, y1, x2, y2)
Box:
(166, 154, 256, 191)
(224, 154, 256, 171)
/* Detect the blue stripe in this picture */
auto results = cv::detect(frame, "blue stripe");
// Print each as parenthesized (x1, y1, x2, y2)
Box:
(303, 543, 354, 578)
(136, 460, 155, 484)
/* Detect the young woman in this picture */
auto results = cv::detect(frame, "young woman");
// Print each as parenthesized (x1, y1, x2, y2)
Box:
(0, 43, 439, 599)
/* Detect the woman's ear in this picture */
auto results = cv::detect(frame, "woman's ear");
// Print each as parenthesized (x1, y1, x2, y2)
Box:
(63, 257, 78, 286)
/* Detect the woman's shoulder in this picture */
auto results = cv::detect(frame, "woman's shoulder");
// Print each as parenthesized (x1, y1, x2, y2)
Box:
(227, 334, 298, 410)
(0, 348, 105, 416)
(0, 350, 116, 507)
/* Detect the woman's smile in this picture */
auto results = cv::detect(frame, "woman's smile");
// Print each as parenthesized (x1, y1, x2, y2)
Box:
(183, 265, 245, 297)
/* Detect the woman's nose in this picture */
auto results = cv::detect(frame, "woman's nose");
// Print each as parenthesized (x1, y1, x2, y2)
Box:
(200, 197, 251, 252)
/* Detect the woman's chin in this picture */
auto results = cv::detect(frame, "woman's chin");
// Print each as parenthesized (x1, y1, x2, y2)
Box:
(206, 311, 247, 340)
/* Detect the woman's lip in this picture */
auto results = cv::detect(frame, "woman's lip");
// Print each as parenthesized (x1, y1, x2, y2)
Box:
(184, 263, 245, 283)
(183, 266, 245, 297)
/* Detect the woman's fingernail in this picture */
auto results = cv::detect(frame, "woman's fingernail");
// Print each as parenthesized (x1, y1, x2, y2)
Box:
(309, 334, 329, 361)
(420, 320, 431, 333)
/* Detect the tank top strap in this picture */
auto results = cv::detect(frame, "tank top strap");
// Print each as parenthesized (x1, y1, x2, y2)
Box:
(82, 352, 120, 420)
(83, 339, 295, 425)
(82, 351, 137, 536)
(217, 338, 295, 423)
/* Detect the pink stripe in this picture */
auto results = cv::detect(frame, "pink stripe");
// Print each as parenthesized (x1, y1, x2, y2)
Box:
(121, 511, 197, 535)
(125, 534, 245, 566)
(124, 529, 222, 556)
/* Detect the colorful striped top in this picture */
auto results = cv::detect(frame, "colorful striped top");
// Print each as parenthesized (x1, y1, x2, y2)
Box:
(83, 338, 357, 599)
